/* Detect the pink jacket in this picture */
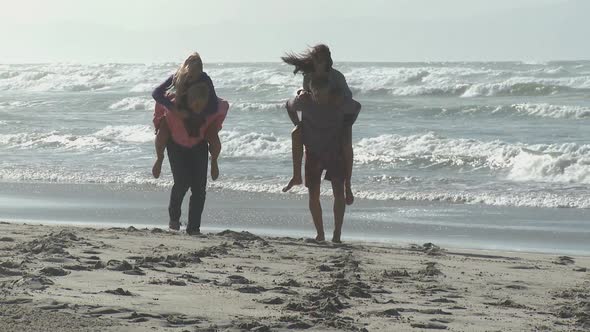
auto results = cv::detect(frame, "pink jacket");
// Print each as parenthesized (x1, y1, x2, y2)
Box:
(153, 98, 229, 148)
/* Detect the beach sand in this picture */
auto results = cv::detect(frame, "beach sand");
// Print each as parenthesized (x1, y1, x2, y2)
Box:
(0, 222, 588, 331)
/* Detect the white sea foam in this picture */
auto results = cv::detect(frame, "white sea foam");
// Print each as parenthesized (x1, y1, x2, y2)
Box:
(0, 125, 154, 150)
(220, 130, 291, 158)
(93, 125, 154, 143)
(507, 103, 590, 119)
(230, 102, 284, 112)
(1, 165, 588, 209)
(109, 97, 155, 111)
(353, 189, 590, 209)
(354, 133, 590, 184)
(1, 63, 589, 97)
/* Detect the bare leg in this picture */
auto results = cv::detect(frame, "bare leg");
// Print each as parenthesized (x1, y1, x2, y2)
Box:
(331, 180, 346, 243)
(308, 182, 324, 241)
(283, 125, 303, 192)
(206, 127, 221, 181)
(152, 119, 170, 179)
(343, 126, 354, 205)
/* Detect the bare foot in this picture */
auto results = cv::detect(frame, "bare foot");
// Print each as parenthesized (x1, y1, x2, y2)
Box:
(315, 233, 325, 242)
(282, 177, 303, 192)
(152, 158, 163, 179)
(345, 186, 354, 205)
(211, 159, 219, 181)
(332, 231, 342, 244)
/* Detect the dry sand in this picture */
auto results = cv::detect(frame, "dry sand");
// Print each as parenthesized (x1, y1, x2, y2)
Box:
(0, 221, 588, 331)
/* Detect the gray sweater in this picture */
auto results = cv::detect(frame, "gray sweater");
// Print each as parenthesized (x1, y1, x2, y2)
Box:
(302, 68, 352, 98)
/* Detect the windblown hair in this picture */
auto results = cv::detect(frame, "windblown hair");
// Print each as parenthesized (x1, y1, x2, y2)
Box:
(172, 52, 204, 101)
(281, 44, 333, 75)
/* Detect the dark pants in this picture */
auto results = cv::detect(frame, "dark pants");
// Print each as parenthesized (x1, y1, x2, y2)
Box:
(167, 140, 208, 232)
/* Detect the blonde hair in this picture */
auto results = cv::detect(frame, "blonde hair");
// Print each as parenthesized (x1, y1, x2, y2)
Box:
(172, 52, 204, 100)
(186, 82, 210, 112)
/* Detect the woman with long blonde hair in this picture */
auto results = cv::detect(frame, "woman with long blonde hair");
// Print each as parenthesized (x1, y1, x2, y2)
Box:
(151, 52, 228, 234)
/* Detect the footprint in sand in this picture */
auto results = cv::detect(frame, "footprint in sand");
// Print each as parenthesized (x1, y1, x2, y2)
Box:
(0, 298, 33, 305)
(227, 275, 251, 285)
(257, 297, 284, 305)
(431, 297, 457, 304)
(40, 267, 70, 277)
(13, 276, 54, 290)
(87, 307, 132, 316)
(419, 309, 453, 315)
(123, 268, 146, 276)
(83, 250, 102, 255)
(1, 261, 21, 268)
(0, 266, 24, 276)
(165, 315, 202, 326)
(104, 288, 134, 296)
(554, 256, 575, 265)
(286, 321, 313, 329)
(410, 322, 448, 330)
(167, 279, 187, 286)
(277, 279, 301, 287)
(236, 286, 267, 294)
(106, 260, 133, 271)
(63, 264, 92, 271)
(38, 301, 70, 311)
(376, 308, 401, 317)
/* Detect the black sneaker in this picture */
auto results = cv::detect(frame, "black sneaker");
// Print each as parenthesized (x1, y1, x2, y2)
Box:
(169, 220, 180, 231)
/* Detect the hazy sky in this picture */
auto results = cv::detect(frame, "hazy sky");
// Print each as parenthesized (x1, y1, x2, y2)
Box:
(0, 0, 587, 63)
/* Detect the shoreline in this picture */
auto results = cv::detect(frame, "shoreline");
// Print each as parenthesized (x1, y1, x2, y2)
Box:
(0, 222, 588, 331)
(1, 181, 590, 255)
(4, 218, 590, 257)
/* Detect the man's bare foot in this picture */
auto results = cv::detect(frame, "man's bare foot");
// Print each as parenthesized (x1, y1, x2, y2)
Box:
(211, 159, 219, 180)
(315, 233, 325, 242)
(152, 158, 163, 179)
(345, 186, 354, 205)
(282, 177, 303, 192)
(332, 231, 342, 243)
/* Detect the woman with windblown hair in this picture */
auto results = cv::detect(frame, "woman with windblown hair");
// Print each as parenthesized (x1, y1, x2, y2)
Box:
(281, 44, 358, 206)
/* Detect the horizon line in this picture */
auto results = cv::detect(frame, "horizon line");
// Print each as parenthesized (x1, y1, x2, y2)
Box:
(2, 59, 590, 65)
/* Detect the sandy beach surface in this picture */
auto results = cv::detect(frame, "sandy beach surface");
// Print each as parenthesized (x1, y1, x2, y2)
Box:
(0, 222, 588, 332)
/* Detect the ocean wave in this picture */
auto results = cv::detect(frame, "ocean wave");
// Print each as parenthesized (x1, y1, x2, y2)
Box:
(507, 147, 590, 185)
(0, 64, 170, 92)
(130, 83, 157, 93)
(0, 132, 108, 151)
(461, 81, 573, 98)
(0, 125, 154, 150)
(354, 133, 590, 184)
(0, 167, 587, 209)
(341, 65, 590, 97)
(230, 102, 284, 112)
(92, 125, 154, 143)
(506, 103, 590, 119)
(0, 167, 165, 187)
(220, 131, 291, 158)
(2, 63, 589, 97)
(416, 103, 590, 119)
(353, 189, 590, 209)
(109, 97, 155, 111)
